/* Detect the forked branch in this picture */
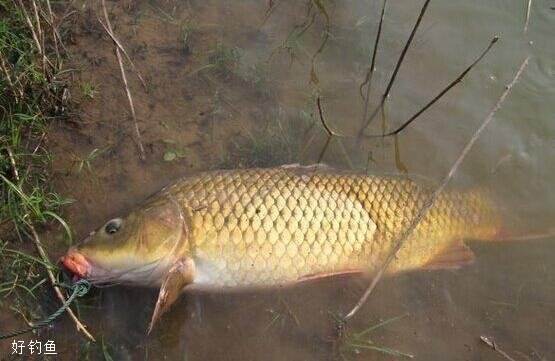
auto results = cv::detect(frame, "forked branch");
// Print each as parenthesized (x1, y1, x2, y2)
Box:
(359, 0, 432, 135)
(362, 36, 498, 138)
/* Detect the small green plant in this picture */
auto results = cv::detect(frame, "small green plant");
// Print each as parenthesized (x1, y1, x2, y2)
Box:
(71, 147, 110, 175)
(335, 313, 414, 360)
(190, 42, 241, 79)
(179, 20, 195, 53)
(80, 81, 98, 99)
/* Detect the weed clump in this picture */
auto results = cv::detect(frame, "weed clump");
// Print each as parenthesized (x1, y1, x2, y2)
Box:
(0, 0, 74, 335)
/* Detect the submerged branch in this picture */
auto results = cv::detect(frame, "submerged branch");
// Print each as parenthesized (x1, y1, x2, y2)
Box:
(524, 0, 532, 33)
(360, 0, 387, 124)
(359, 0, 432, 136)
(365, 36, 498, 138)
(480, 336, 518, 361)
(344, 56, 530, 321)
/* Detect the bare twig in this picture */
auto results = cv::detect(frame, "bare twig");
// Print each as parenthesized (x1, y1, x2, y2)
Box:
(5, 148, 95, 341)
(5, 147, 20, 181)
(314, 97, 353, 168)
(368, 36, 498, 138)
(98, 22, 147, 89)
(0, 53, 24, 101)
(41, 0, 67, 65)
(97, 4, 146, 89)
(308, 36, 496, 158)
(100, 0, 146, 161)
(480, 336, 518, 361)
(524, 0, 532, 33)
(15, 0, 42, 55)
(344, 56, 530, 321)
(360, 0, 387, 124)
(28, 223, 96, 341)
(359, 0, 432, 136)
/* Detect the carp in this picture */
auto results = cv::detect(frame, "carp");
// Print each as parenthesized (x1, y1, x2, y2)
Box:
(61, 165, 501, 331)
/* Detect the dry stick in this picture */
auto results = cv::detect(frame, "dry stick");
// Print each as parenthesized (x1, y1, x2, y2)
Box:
(100, 0, 146, 161)
(359, 0, 432, 136)
(99, 22, 147, 90)
(30, 0, 52, 73)
(524, 0, 532, 33)
(480, 336, 518, 361)
(312, 37, 497, 152)
(365, 36, 498, 138)
(42, 0, 62, 66)
(15, 0, 42, 55)
(28, 223, 96, 341)
(360, 0, 387, 124)
(4, 149, 95, 341)
(344, 56, 530, 321)
(5, 147, 20, 181)
(0, 53, 24, 101)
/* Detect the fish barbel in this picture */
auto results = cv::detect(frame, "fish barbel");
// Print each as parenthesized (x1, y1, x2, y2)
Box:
(61, 165, 501, 330)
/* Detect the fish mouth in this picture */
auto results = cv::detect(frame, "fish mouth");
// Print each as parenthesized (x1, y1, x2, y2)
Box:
(60, 249, 91, 280)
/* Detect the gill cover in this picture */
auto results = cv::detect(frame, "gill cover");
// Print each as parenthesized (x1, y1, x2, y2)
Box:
(72, 196, 191, 286)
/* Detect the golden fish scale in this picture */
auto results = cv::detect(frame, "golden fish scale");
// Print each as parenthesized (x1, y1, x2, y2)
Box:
(165, 167, 499, 286)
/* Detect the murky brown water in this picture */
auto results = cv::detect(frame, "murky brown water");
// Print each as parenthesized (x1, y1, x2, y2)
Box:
(3, 0, 554, 359)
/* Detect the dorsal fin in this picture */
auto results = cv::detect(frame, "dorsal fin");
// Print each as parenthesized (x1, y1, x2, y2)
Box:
(423, 241, 476, 270)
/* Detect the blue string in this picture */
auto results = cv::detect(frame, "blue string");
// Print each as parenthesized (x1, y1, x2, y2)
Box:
(0, 279, 91, 340)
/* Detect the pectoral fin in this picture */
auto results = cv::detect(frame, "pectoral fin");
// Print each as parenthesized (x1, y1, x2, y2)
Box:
(147, 257, 196, 334)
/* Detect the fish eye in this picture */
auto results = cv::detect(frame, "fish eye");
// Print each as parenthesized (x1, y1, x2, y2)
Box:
(104, 218, 122, 235)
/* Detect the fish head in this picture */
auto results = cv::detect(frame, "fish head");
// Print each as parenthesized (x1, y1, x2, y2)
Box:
(61, 197, 189, 286)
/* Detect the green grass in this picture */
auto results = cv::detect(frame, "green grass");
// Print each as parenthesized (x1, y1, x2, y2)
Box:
(0, 0, 74, 334)
(80, 81, 98, 99)
(221, 107, 316, 168)
(336, 313, 414, 360)
(190, 42, 242, 80)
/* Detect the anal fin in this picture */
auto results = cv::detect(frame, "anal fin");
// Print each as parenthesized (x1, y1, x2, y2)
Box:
(423, 242, 476, 270)
(296, 269, 364, 283)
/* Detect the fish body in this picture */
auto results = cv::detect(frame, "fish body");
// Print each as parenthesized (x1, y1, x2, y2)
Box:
(63, 165, 500, 289)
(166, 166, 500, 287)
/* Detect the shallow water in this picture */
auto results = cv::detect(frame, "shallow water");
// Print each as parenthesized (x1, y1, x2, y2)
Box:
(6, 0, 555, 359)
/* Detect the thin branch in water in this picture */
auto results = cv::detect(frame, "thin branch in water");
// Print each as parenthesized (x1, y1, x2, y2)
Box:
(262, 0, 283, 25)
(98, 20, 147, 89)
(480, 336, 518, 361)
(309, 0, 331, 84)
(360, 0, 387, 125)
(524, 0, 532, 33)
(100, 0, 146, 161)
(364, 36, 498, 138)
(359, 0, 432, 136)
(344, 56, 530, 321)
(315, 97, 343, 165)
(313, 36, 497, 153)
